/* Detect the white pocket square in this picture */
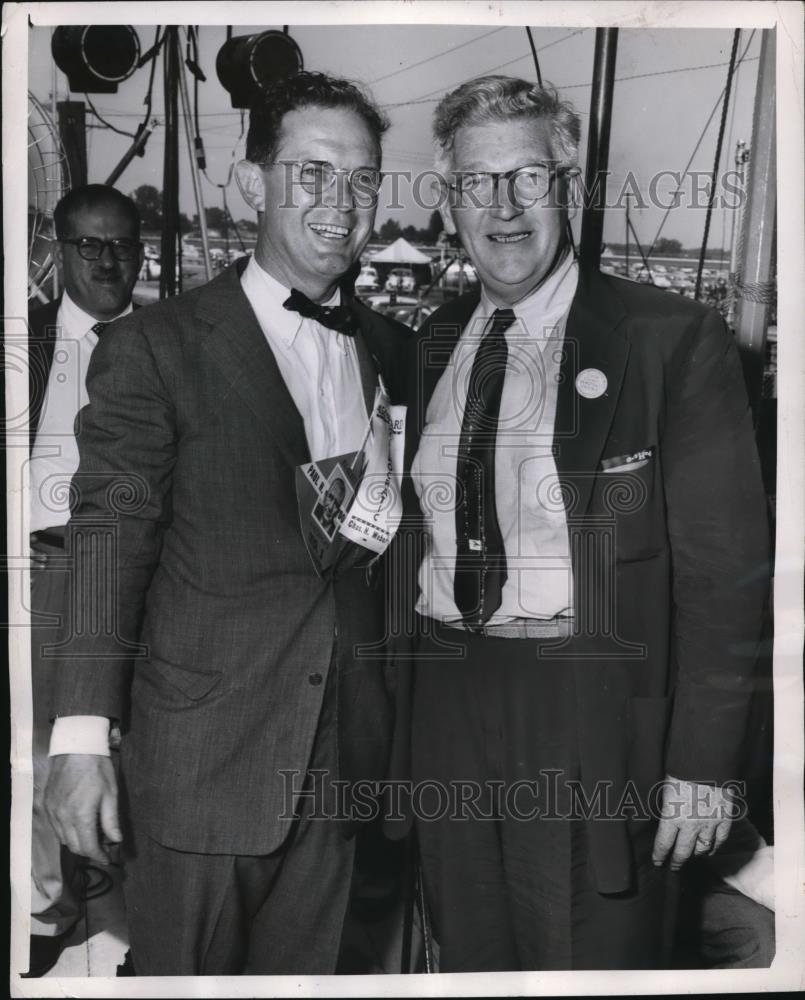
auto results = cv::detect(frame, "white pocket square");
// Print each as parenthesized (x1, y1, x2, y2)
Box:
(600, 447, 654, 473)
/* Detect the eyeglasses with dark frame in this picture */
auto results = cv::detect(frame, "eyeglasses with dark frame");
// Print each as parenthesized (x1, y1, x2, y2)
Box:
(449, 161, 579, 207)
(266, 159, 384, 202)
(59, 237, 144, 262)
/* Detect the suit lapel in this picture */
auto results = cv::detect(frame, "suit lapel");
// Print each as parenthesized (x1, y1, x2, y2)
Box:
(196, 265, 310, 468)
(350, 307, 382, 417)
(554, 266, 629, 517)
(416, 291, 479, 434)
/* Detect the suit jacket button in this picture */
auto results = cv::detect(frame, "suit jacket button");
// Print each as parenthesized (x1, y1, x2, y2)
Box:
(309, 672, 323, 686)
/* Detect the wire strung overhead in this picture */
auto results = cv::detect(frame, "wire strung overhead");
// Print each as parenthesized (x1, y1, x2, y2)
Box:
(380, 49, 758, 109)
(643, 30, 756, 264)
(83, 92, 138, 138)
(368, 27, 507, 86)
(380, 29, 585, 108)
(694, 29, 741, 300)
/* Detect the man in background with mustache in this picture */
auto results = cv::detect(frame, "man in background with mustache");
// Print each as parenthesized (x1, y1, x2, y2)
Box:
(26, 184, 143, 977)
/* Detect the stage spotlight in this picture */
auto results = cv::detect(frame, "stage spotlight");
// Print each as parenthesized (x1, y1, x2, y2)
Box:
(216, 30, 303, 109)
(52, 25, 141, 94)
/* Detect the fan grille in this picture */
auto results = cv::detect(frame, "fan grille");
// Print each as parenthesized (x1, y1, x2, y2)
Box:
(28, 91, 70, 301)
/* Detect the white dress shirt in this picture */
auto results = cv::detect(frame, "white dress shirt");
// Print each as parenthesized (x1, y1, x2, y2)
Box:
(412, 251, 578, 624)
(50, 258, 370, 756)
(30, 292, 132, 533)
(240, 255, 369, 461)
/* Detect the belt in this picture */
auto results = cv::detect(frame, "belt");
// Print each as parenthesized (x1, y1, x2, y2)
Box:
(31, 528, 66, 549)
(440, 615, 574, 640)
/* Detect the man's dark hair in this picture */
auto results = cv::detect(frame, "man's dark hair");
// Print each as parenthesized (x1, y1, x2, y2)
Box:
(245, 71, 389, 164)
(53, 184, 141, 240)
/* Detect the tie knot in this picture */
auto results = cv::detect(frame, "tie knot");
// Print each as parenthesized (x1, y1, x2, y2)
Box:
(488, 308, 515, 339)
(283, 288, 356, 336)
(91, 321, 109, 337)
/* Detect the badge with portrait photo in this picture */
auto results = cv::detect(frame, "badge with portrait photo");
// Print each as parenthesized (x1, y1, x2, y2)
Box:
(295, 454, 362, 578)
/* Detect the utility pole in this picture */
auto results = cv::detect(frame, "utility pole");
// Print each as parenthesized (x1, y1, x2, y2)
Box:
(624, 193, 630, 277)
(579, 28, 619, 267)
(727, 139, 750, 324)
(732, 30, 776, 413)
(160, 27, 180, 299)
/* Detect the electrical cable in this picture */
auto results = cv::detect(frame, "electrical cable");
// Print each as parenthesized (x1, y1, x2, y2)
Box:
(182, 26, 246, 192)
(83, 92, 138, 138)
(525, 27, 543, 87)
(142, 27, 162, 124)
(84, 28, 163, 148)
(694, 28, 741, 300)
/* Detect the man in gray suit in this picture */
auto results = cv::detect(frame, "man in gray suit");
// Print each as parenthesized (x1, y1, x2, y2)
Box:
(26, 185, 142, 978)
(43, 72, 407, 975)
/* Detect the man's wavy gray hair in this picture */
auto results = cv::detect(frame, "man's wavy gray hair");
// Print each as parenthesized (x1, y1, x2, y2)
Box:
(433, 75, 582, 171)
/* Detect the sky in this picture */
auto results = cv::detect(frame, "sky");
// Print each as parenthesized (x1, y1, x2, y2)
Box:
(28, 19, 764, 251)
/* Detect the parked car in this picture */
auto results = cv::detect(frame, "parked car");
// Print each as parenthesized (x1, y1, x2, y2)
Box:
(139, 244, 161, 281)
(354, 265, 380, 293)
(384, 267, 416, 293)
(360, 293, 433, 329)
(442, 260, 478, 288)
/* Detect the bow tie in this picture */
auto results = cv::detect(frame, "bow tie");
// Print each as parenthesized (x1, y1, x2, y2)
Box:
(283, 288, 357, 337)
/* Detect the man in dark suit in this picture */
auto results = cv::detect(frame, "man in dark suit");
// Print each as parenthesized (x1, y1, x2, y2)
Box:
(43, 73, 408, 975)
(26, 185, 143, 977)
(401, 75, 769, 970)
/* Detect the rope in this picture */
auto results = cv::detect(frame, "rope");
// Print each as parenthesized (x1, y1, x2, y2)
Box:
(695, 29, 740, 300)
(728, 274, 776, 304)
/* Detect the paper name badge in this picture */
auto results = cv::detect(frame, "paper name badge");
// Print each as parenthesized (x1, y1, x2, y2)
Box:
(339, 387, 406, 556)
(575, 368, 608, 399)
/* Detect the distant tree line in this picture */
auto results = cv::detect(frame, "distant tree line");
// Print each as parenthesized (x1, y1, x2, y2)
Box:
(131, 186, 449, 246)
(605, 237, 729, 258)
(374, 210, 444, 245)
(130, 185, 257, 237)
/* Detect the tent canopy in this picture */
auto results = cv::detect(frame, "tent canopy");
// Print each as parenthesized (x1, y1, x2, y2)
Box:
(370, 237, 431, 264)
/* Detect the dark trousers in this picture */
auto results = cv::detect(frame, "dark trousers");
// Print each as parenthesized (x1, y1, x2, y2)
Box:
(411, 623, 673, 972)
(122, 653, 355, 975)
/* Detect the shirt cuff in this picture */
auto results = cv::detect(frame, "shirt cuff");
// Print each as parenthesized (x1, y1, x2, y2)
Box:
(49, 716, 111, 757)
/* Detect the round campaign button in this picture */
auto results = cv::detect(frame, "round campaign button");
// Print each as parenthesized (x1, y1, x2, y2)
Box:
(575, 367, 608, 399)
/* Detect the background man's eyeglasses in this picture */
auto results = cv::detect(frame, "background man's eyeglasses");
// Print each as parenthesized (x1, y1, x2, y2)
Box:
(449, 162, 579, 207)
(268, 159, 383, 200)
(59, 238, 143, 262)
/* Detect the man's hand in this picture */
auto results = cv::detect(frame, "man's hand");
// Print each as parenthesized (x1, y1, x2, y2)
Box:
(44, 754, 122, 865)
(652, 775, 734, 871)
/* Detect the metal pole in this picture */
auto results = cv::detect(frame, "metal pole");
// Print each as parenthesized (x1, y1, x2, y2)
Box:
(728, 141, 747, 276)
(624, 193, 630, 276)
(579, 28, 619, 267)
(732, 30, 776, 411)
(51, 30, 61, 300)
(105, 119, 157, 187)
(160, 27, 180, 299)
(176, 49, 213, 280)
(727, 140, 749, 325)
